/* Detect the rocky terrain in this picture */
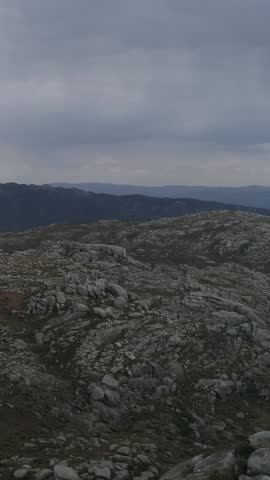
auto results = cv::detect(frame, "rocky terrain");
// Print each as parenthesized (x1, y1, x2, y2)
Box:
(2, 211, 270, 479)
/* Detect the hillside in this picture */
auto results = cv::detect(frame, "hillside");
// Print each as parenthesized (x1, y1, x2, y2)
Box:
(51, 182, 270, 209)
(2, 212, 270, 478)
(0, 183, 268, 232)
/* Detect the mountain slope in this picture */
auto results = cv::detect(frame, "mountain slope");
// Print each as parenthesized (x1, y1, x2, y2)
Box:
(0, 182, 268, 232)
(51, 182, 270, 209)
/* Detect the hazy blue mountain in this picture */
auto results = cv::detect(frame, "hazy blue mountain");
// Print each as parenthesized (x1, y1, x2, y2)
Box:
(1, 183, 270, 232)
(51, 183, 270, 209)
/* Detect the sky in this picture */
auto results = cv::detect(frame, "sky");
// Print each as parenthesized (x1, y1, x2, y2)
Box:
(1, 0, 270, 186)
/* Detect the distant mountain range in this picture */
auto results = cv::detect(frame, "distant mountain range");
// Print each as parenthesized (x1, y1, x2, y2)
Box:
(51, 182, 270, 209)
(0, 183, 269, 232)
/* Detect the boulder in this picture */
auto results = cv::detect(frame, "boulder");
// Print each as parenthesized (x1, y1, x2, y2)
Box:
(102, 375, 119, 390)
(54, 464, 80, 480)
(117, 446, 131, 456)
(114, 471, 129, 480)
(91, 386, 105, 401)
(193, 450, 236, 477)
(56, 291, 66, 305)
(114, 296, 128, 307)
(77, 285, 88, 296)
(35, 469, 54, 480)
(89, 244, 127, 258)
(137, 454, 151, 466)
(250, 477, 270, 480)
(162, 451, 237, 480)
(196, 378, 236, 401)
(107, 283, 128, 299)
(250, 432, 270, 450)
(35, 332, 44, 345)
(93, 307, 107, 318)
(13, 469, 31, 480)
(104, 388, 121, 406)
(73, 303, 89, 313)
(95, 279, 107, 291)
(160, 458, 195, 480)
(93, 467, 111, 480)
(248, 448, 270, 476)
(240, 476, 270, 480)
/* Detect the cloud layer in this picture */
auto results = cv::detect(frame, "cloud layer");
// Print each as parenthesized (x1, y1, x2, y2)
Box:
(1, 0, 270, 185)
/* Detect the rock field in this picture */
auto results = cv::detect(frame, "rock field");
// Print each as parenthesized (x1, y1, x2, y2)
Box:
(2, 211, 270, 479)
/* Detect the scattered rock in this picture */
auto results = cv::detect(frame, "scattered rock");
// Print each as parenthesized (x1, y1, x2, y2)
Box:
(102, 375, 119, 390)
(93, 467, 111, 480)
(54, 464, 80, 480)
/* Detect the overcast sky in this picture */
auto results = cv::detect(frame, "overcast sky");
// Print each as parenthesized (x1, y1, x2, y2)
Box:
(1, 1, 270, 186)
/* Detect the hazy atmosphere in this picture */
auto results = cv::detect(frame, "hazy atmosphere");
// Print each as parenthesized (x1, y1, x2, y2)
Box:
(1, 0, 270, 186)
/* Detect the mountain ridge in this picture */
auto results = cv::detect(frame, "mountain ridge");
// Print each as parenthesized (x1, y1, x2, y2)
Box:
(50, 182, 270, 208)
(0, 182, 267, 232)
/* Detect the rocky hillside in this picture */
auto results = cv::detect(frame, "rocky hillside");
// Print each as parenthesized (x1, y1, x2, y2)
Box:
(0, 183, 269, 232)
(2, 211, 270, 479)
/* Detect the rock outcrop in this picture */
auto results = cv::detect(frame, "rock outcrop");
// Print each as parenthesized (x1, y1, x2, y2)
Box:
(0, 212, 270, 478)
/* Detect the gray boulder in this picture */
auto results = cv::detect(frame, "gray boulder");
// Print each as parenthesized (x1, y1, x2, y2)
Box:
(54, 464, 80, 480)
(13, 469, 31, 480)
(107, 283, 128, 299)
(93, 467, 111, 480)
(73, 303, 89, 313)
(102, 375, 119, 389)
(248, 448, 270, 476)
(35, 469, 54, 480)
(92, 386, 105, 401)
(56, 291, 66, 305)
(93, 307, 107, 318)
(193, 450, 236, 477)
(250, 432, 270, 450)
(161, 451, 236, 480)
(160, 460, 193, 480)
(77, 285, 88, 296)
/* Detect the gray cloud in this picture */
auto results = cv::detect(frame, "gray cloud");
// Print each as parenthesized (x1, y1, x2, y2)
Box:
(0, 0, 270, 185)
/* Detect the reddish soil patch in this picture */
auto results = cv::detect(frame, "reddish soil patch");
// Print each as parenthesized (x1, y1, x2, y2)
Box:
(0, 292, 25, 313)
